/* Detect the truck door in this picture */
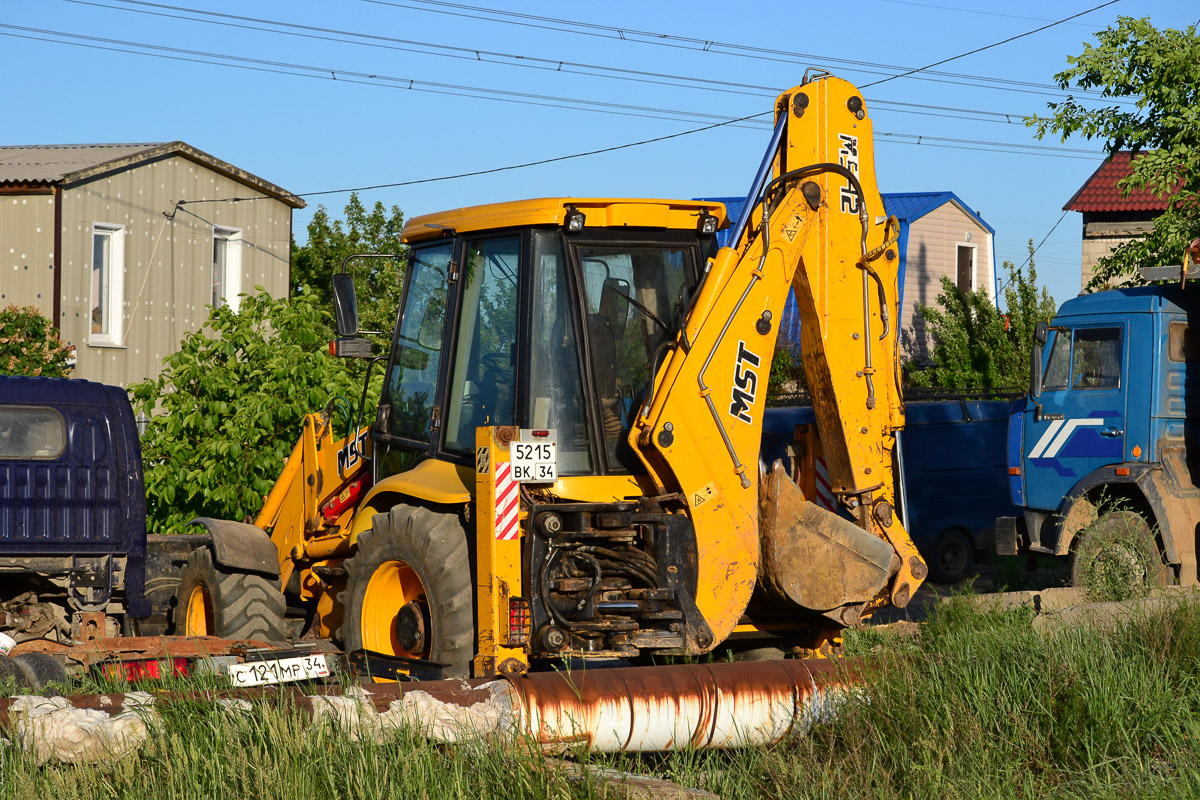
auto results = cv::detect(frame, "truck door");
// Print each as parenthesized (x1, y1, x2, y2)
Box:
(1023, 324, 1128, 511)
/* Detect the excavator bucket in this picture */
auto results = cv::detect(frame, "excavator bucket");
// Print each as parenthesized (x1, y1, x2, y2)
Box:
(758, 463, 895, 616)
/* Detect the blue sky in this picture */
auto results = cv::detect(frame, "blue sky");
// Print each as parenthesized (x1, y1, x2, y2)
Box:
(3, 0, 1197, 306)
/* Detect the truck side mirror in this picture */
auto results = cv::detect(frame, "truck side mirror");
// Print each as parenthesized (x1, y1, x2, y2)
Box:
(1034, 321, 1048, 345)
(332, 273, 360, 338)
(1030, 342, 1043, 398)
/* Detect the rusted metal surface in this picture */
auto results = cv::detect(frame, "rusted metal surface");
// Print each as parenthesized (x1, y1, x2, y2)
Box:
(758, 463, 894, 615)
(10, 635, 276, 666)
(0, 659, 861, 752)
(509, 658, 856, 751)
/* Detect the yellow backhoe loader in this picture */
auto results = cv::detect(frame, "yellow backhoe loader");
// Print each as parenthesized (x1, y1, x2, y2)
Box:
(175, 71, 927, 680)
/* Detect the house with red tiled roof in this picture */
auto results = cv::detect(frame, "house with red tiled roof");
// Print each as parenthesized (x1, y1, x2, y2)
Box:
(1064, 152, 1174, 289)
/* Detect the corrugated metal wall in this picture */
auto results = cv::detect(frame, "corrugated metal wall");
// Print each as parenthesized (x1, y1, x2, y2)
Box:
(57, 156, 293, 387)
(0, 193, 56, 310)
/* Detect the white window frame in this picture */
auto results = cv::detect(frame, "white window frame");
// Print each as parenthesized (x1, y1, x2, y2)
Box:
(90, 223, 125, 346)
(955, 242, 977, 293)
(212, 226, 243, 311)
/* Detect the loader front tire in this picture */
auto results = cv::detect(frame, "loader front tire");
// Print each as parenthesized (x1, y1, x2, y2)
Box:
(341, 505, 474, 680)
(172, 548, 286, 641)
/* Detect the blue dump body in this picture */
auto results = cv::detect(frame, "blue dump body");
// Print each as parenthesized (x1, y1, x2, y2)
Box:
(0, 376, 149, 616)
(1000, 285, 1200, 584)
(763, 399, 1017, 581)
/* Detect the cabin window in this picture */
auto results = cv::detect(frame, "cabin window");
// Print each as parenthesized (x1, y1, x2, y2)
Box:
(956, 244, 976, 292)
(212, 226, 243, 310)
(0, 407, 66, 460)
(90, 223, 125, 344)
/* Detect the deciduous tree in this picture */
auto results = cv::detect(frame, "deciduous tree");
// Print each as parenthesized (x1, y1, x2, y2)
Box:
(130, 290, 362, 533)
(1029, 16, 1200, 289)
(0, 305, 73, 377)
(909, 244, 1056, 392)
(292, 193, 407, 337)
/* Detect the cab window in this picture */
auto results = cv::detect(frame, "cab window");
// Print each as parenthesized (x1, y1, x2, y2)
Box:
(527, 231, 592, 474)
(1071, 327, 1121, 390)
(0, 407, 66, 459)
(578, 245, 689, 472)
(444, 236, 520, 453)
(382, 242, 451, 442)
(1043, 330, 1072, 391)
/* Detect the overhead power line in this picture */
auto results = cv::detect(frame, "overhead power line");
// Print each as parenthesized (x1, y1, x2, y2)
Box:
(0, 23, 1104, 157)
(77, 0, 1085, 119)
(861, 0, 1121, 88)
(363, 0, 1129, 102)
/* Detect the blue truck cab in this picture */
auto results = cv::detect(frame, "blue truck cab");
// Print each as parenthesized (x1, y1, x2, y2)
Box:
(999, 285, 1200, 585)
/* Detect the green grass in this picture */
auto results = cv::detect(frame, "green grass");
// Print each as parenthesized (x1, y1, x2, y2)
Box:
(5, 597, 1200, 799)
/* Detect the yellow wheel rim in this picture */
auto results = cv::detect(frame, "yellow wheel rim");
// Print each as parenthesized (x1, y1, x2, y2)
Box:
(185, 585, 213, 636)
(362, 559, 428, 659)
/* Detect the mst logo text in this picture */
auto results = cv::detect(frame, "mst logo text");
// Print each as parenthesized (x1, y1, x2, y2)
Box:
(729, 340, 761, 424)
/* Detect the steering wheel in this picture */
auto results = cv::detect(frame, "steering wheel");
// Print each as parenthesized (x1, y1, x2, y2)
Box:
(480, 351, 514, 382)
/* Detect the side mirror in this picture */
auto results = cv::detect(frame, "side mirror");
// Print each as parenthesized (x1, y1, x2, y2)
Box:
(1030, 341, 1044, 398)
(600, 277, 631, 338)
(1034, 320, 1049, 345)
(332, 273, 360, 338)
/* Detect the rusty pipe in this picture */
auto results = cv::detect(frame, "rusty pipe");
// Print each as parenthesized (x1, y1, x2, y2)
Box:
(0, 659, 861, 754)
(503, 659, 856, 752)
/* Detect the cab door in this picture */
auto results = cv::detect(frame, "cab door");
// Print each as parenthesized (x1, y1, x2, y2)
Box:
(1023, 324, 1128, 511)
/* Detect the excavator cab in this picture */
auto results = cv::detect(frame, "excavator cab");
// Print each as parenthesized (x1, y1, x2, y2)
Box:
(367, 200, 722, 483)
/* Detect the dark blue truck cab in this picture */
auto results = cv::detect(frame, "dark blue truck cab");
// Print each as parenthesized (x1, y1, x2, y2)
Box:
(998, 285, 1200, 586)
(0, 376, 201, 644)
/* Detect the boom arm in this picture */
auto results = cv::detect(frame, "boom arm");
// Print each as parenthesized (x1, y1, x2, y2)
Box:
(629, 74, 926, 647)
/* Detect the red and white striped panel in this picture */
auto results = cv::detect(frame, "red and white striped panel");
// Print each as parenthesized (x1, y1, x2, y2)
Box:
(494, 461, 521, 541)
(813, 457, 836, 512)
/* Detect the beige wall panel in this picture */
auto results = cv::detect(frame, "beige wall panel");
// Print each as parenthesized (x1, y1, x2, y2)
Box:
(899, 202, 992, 360)
(57, 156, 293, 387)
(0, 194, 56, 313)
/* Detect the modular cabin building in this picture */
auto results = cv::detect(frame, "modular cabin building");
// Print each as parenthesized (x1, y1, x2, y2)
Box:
(0, 142, 304, 387)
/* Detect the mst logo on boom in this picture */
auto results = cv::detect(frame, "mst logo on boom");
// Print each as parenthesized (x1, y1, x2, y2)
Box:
(729, 340, 761, 424)
(838, 133, 859, 214)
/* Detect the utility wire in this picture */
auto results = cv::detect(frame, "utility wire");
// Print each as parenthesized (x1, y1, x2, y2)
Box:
(78, 0, 1080, 116)
(861, 0, 1121, 88)
(0, 25, 1101, 158)
(367, 0, 1129, 101)
(995, 210, 1069, 298)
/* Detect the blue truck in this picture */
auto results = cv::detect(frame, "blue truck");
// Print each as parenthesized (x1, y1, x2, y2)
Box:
(996, 284, 1199, 587)
(763, 399, 1018, 583)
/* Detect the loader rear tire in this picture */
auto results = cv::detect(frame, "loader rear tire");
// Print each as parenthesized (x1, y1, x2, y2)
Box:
(172, 548, 286, 641)
(341, 505, 474, 680)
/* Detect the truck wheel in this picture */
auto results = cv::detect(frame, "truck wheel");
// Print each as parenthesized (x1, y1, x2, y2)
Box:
(1071, 511, 1170, 595)
(340, 505, 474, 680)
(172, 548, 286, 641)
(12, 653, 69, 693)
(928, 530, 974, 584)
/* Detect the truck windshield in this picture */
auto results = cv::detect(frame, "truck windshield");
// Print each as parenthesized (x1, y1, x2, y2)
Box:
(577, 244, 689, 472)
